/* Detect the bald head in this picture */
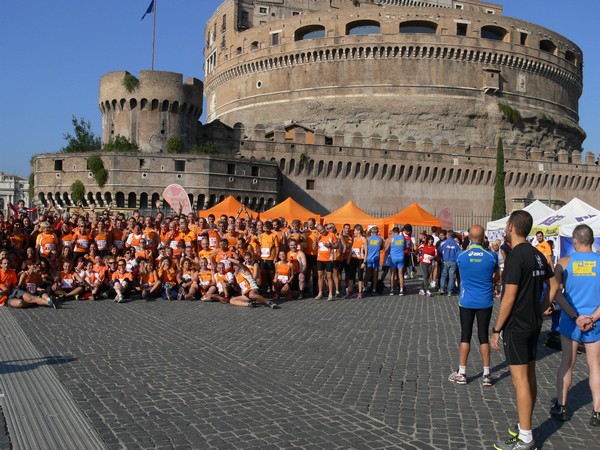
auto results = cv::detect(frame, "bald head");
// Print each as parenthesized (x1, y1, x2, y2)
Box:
(468, 225, 485, 243)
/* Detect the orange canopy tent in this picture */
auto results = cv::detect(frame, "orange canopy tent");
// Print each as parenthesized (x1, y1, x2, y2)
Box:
(323, 201, 386, 231)
(385, 202, 441, 227)
(261, 197, 320, 223)
(199, 196, 256, 219)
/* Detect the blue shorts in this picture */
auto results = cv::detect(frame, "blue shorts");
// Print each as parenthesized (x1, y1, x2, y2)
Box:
(560, 312, 600, 343)
(389, 258, 405, 269)
(365, 257, 380, 268)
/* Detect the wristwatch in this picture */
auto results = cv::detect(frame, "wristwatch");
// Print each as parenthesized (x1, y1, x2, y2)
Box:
(492, 328, 501, 334)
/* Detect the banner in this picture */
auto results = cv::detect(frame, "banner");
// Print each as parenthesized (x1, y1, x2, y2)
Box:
(559, 236, 600, 257)
(162, 184, 192, 215)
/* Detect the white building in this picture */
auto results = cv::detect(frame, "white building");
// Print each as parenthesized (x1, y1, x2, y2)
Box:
(0, 173, 29, 213)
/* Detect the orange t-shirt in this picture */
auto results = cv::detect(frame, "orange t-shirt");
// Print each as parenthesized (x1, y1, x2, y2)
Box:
(258, 232, 279, 261)
(0, 269, 18, 305)
(36, 232, 59, 257)
(317, 233, 337, 262)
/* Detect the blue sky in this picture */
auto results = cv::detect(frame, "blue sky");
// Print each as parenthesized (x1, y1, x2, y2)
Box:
(1, 0, 599, 177)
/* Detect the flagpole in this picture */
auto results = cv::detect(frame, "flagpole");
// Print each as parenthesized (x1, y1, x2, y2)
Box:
(151, 0, 157, 70)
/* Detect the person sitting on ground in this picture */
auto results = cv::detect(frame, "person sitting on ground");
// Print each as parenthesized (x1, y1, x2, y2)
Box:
(136, 258, 161, 300)
(110, 259, 134, 303)
(52, 259, 85, 301)
(177, 258, 198, 300)
(229, 257, 280, 309)
(157, 257, 178, 301)
(11, 259, 56, 309)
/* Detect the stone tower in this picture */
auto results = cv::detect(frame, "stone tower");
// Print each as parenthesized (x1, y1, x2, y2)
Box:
(99, 70, 203, 153)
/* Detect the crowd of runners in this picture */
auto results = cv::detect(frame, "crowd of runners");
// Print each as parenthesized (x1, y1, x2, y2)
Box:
(0, 200, 492, 309)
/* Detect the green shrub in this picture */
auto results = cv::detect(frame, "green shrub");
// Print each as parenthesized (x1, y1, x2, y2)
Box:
(167, 136, 183, 154)
(122, 73, 139, 93)
(103, 135, 139, 152)
(189, 141, 217, 154)
(71, 180, 85, 204)
(498, 103, 522, 126)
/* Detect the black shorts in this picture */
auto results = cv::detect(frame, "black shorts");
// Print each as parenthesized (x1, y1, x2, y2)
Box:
(502, 330, 540, 365)
(261, 260, 275, 272)
(306, 254, 317, 270)
(338, 260, 348, 273)
(316, 261, 334, 272)
(347, 258, 364, 280)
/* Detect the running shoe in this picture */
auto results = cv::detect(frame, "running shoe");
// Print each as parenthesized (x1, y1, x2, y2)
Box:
(297, 293, 303, 300)
(591, 411, 600, 426)
(389, 290, 395, 296)
(448, 371, 467, 385)
(447, 291, 453, 297)
(115, 293, 123, 303)
(398, 289, 404, 296)
(177, 287, 185, 300)
(437, 290, 446, 295)
(344, 292, 352, 299)
(200, 296, 211, 302)
(494, 435, 536, 450)
(267, 301, 280, 309)
(357, 292, 363, 299)
(507, 424, 518, 438)
(550, 401, 569, 421)
(419, 289, 426, 296)
(482, 374, 494, 387)
(314, 293, 323, 300)
(426, 290, 432, 297)
(47, 298, 56, 309)
(327, 295, 334, 301)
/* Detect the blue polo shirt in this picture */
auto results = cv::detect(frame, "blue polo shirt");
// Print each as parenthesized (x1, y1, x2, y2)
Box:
(456, 243, 498, 309)
(438, 238, 461, 263)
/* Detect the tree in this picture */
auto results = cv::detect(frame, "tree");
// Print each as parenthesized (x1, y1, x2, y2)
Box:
(492, 137, 507, 220)
(61, 116, 101, 153)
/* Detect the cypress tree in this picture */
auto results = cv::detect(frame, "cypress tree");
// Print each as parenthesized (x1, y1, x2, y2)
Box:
(492, 137, 507, 220)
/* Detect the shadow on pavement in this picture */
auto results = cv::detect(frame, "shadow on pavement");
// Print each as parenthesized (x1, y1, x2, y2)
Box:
(0, 356, 76, 375)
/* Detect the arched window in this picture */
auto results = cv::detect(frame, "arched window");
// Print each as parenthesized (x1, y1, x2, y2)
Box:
(565, 50, 576, 64)
(295, 25, 326, 41)
(128, 192, 136, 208)
(481, 25, 508, 42)
(540, 39, 557, 55)
(116, 192, 125, 208)
(399, 21, 437, 34)
(346, 20, 380, 36)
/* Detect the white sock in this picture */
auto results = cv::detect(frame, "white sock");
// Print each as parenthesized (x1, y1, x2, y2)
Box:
(518, 427, 533, 444)
(483, 367, 490, 376)
(458, 365, 466, 375)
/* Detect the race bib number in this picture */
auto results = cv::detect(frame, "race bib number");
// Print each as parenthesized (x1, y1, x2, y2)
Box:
(261, 247, 271, 258)
(318, 242, 329, 252)
(26, 282, 37, 294)
(277, 275, 289, 284)
(44, 243, 56, 253)
(96, 239, 108, 250)
(239, 280, 250, 293)
(222, 259, 231, 269)
(77, 239, 90, 249)
(423, 254, 433, 264)
(61, 278, 74, 288)
(169, 240, 179, 250)
(352, 248, 361, 258)
(209, 237, 218, 248)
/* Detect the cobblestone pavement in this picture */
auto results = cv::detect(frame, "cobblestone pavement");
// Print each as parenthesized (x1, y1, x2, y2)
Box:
(2, 282, 599, 449)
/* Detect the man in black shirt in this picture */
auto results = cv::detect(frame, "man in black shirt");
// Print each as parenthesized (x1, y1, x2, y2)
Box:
(491, 210, 557, 450)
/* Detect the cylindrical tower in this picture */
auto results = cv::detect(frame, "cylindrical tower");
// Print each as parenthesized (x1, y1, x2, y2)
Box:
(204, 0, 585, 153)
(99, 70, 204, 153)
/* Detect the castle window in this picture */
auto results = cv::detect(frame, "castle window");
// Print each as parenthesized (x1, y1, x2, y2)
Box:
(271, 32, 280, 46)
(259, 6, 268, 15)
(174, 160, 186, 172)
(292, 11, 300, 16)
(227, 163, 236, 175)
(251, 41, 259, 50)
(399, 21, 437, 34)
(294, 25, 326, 41)
(565, 50, 577, 65)
(346, 20, 380, 36)
(222, 14, 226, 32)
(54, 160, 63, 171)
(456, 22, 467, 36)
(540, 39, 557, 55)
(481, 25, 508, 42)
(455, 3, 463, 9)
(520, 32, 528, 46)
(251, 166, 260, 177)
(236, 46, 242, 55)
(306, 180, 315, 190)
(485, 9, 495, 14)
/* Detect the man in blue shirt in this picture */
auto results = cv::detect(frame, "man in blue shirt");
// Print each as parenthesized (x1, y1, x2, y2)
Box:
(438, 230, 461, 296)
(448, 225, 499, 387)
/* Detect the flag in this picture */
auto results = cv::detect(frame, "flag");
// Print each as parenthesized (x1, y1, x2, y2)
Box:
(141, 0, 154, 20)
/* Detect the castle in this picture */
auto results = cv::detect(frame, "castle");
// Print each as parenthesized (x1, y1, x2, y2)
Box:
(31, 0, 599, 226)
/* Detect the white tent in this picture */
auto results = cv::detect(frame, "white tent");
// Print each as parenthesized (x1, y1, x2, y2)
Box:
(531, 197, 600, 237)
(486, 200, 554, 232)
